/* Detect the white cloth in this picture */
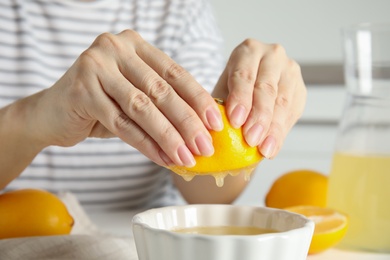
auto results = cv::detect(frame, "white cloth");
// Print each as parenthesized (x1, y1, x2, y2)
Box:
(0, 192, 139, 260)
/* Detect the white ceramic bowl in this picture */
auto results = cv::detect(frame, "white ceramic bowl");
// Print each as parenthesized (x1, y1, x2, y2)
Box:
(132, 204, 314, 260)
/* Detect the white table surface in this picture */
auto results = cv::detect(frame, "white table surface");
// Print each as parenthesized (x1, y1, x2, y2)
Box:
(87, 209, 390, 260)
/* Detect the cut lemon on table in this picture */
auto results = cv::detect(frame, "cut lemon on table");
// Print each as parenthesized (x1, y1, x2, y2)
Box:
(169, 98, 263, 187)
(0, 189, 74, 239)
(265, 169, 328, 208)
(285, 205, 349, 254)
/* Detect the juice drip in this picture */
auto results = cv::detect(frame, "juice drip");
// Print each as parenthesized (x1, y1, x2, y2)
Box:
(244, 168, 253, 181)
(174, 163, 258, 187)
(180, 175, 195, 182)
(214, 175, 226, 187)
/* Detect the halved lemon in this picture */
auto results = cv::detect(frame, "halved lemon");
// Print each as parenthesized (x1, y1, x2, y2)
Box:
(169, 99, 263, 187)
(284, 206, 349, 254)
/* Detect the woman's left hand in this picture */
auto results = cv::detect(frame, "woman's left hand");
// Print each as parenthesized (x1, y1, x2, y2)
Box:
(212, 39, 307, 159)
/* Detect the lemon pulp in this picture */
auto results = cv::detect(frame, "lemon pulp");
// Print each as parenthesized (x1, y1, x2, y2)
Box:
(170, 163, 259, 187)
(285, 205, 349, 254)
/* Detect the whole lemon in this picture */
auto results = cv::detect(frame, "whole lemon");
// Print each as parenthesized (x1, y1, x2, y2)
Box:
(169, 99, 263, 185)
(0, 189, 74, 239)
(265, 169, 328, 208)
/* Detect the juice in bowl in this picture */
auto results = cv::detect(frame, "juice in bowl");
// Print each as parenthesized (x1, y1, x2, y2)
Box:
(327, 22, 390, 252)
(132, 204, 314, 260)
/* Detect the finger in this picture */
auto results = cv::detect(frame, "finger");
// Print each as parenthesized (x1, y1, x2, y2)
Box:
(69, 35, 183, 167)
(260, 59, 306, 159)
(117, 53, 214, 157)
(82, 78, 174, 167)
(91, 31, 214, 158)
(259, 68, 296, 158)
(224, 39, 263, 129)
(127, 33, 223, 132)
(243, 45, 285, 148)
(99, 67, 196, 167)
(212, 66, 229, 99)
(88, 123, 116, 138)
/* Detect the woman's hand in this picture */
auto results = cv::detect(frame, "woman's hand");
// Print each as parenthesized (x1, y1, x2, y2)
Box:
(213, 39, 307, 159)
(30, 30, 224, 167)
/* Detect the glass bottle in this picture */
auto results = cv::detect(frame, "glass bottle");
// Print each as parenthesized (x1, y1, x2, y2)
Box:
(327, 23, 390, 252)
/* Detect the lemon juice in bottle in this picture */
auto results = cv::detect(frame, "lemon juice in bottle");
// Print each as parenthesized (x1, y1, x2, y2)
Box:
(327, 23, 390, 252)
(327, 152, 390, 251)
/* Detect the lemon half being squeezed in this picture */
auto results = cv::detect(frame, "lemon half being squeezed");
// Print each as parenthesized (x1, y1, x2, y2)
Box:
(169, 99, 263, 187)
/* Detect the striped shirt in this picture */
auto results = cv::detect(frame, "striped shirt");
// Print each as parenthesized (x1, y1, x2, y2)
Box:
(0, 0, 224, 210)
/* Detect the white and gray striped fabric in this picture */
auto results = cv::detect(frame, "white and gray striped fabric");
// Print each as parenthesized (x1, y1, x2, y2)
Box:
(0, 0, 224, 210)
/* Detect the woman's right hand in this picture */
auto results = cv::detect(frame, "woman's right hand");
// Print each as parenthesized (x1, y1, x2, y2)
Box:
(29, 30, 223, 167)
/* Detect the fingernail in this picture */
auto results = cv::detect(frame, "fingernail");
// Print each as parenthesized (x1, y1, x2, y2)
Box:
(206, 107, 223, 131)
(195, 133, 214, 157)
(260, 136, 276, 159)
(178, 145, 196, 167)
(158, 150, 174, 167)
(230, 105, 246, 128)
(245, 124, 263, 147)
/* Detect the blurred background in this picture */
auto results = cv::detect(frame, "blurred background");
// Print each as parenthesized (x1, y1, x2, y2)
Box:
(207, 0, 390, 205)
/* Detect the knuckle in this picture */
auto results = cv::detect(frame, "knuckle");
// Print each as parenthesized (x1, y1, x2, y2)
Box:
(119, 29, 142, 42)
(113, 112, 135, 133)
(130, 93, 152, 114)
(70, 52, 102, 98)
(148, 79, 172, 103)
(271, 43, 286, 56)
(275, 95, 290, 110)
(132, 132, 150, 149)
(163, 62, 187, 82)
(241, 38, 259, 49)
(96, 32, 112, 41)
(285, 59, 302, 80)
(78, 49, 103, 70)
(231, 68, 256, 84)
(269, 120, 284, 136)
(95, 32, 120, 49)
(188, 90, 206, 103)
(180, 112, 198, 126)
(158, 124, 176, 143)
(255, 81, 277, 98)
(259, 108, 274, 125)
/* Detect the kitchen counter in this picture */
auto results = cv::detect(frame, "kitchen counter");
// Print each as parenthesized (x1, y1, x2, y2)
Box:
(308, 249, 390, 260)
(87, 208, 390, 260)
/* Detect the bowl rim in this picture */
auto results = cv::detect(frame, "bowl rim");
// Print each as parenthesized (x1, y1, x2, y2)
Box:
(132, 204, 314, 239)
